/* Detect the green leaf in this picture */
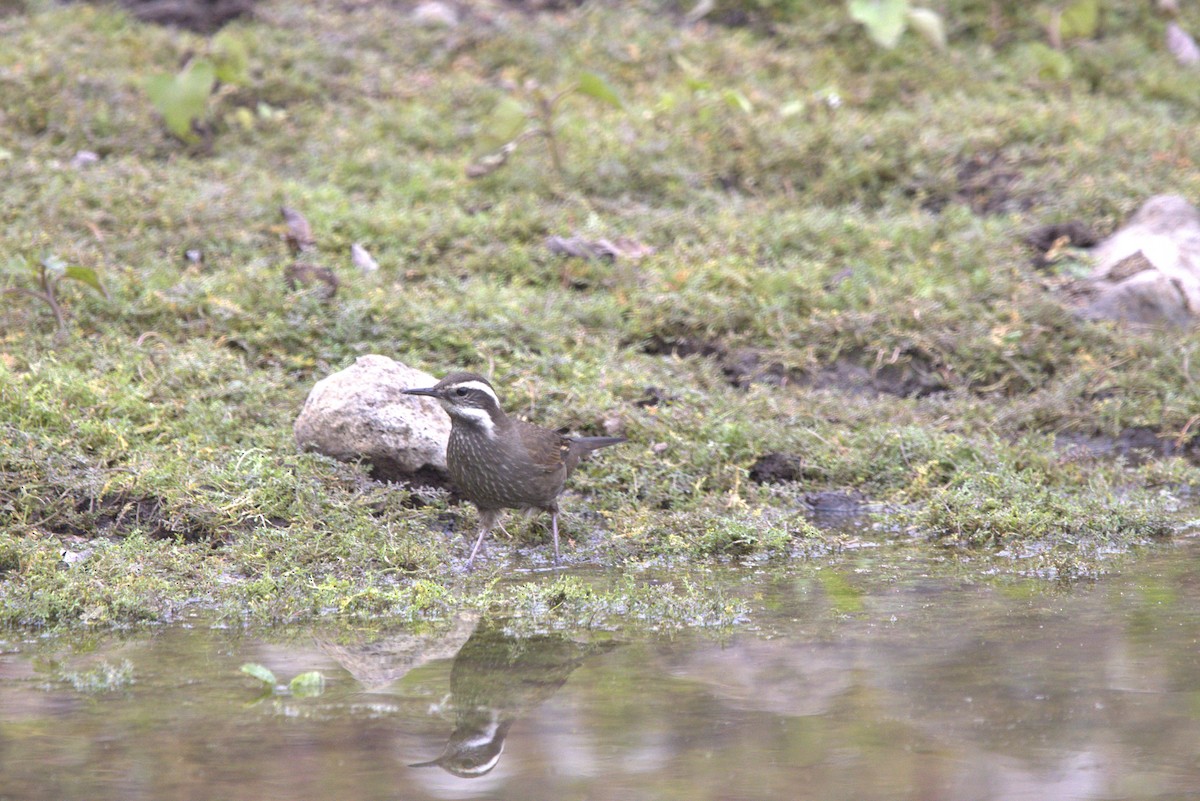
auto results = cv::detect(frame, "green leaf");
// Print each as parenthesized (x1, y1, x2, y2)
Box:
(848, 0, 909, 49)
(576, 71, 623, 109)
(210, 31, 249, 86)
(722, 88, 753, 115)
(145, 58, 216, 142)
(63, 265, 107, 298)
(479, 96, 528, 150)
(239, 663, 276, 686)
(289, 670, 325, 697)
(211, 30, 250, 86)
(906, 7, 945, 50)
(1060, 0, 1099, 41)
(1024, 42, 1073, 81)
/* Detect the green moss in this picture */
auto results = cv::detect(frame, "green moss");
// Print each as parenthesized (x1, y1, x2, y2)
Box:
(0, 1, 1198, 629)
(903, 469, 1176, 549)
(506, 573, 750, 631)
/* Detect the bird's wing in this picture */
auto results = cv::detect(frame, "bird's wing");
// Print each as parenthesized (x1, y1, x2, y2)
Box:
(514, 421, 570, 474)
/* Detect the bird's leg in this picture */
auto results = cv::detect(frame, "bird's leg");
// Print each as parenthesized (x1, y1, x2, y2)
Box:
(551, 510, 560, 564)
(467, 509, 502, 570)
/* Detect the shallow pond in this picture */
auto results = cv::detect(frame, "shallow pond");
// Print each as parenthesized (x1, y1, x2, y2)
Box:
(3, 539, 1200, 801)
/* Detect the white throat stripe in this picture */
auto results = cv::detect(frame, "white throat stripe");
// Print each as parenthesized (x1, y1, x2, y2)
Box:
(452, 405, 496, 437)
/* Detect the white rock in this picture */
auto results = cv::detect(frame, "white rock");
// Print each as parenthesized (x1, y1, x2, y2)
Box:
(1166, 22, 1200, 66)
(70, 150, 100, 169)
(1085, 195, 1200, 325)
(294, 355, 450, 480)
(412, 1, 458, 27)
(350, 242, 379, 274)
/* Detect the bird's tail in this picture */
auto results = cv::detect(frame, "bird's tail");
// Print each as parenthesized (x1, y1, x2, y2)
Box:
(569, 436, 627, 455)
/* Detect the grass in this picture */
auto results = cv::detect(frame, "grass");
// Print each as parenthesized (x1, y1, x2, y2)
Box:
(1, 0, 1199, 628)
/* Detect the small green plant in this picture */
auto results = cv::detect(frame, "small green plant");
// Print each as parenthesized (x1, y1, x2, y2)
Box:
(1, 254, 108, 331)
(144, 57, 217, 144)
(847, 0, 945, 50)
(1038, 0, 1100, 48)
(240, 663, 326, 699)
(670, 54, 758, 120)
(466, 71, 624, 182)
(58, 659, 135, 693)
(210, 29, 250, 86)
(1009, 1, 1100, 86)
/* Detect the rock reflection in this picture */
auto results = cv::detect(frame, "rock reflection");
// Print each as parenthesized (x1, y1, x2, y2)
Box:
(317, 610, 481, 691)
(406, 618, 617, 778)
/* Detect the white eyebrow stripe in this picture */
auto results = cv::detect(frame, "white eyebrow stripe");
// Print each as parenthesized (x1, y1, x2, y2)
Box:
(453, 380, 501, 406)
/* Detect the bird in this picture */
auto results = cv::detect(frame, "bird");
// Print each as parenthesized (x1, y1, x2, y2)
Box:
(403, 372, 625, 568)
(408, 617, 619, 777)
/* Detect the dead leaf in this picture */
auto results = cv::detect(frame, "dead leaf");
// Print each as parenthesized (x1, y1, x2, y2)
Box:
(601, 412, 625, 437)
(350, 243, 379, 274)
(70, 150, 99, 169)
(1024, 221, 1099, 268)
(1166, 22, 1200, 66)
(824, 267, 854, 290)
(545, 235, 655, 263)
(465, 141, 519, 179)
(281, 206, 316, 254)
(285, 262, 338, 300)
(1106, 251, 1155, 282)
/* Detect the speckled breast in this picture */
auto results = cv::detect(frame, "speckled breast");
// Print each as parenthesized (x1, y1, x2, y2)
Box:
(447, 427, 565, 510)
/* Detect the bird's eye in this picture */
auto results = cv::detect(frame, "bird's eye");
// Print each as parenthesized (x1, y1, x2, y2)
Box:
(455, 387, 468, 397)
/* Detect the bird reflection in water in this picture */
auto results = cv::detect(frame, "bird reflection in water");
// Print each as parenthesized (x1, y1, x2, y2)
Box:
(409, 618, 617, 778)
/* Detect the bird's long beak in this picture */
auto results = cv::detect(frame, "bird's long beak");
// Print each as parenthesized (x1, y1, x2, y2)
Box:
(402, 386, 442, 398)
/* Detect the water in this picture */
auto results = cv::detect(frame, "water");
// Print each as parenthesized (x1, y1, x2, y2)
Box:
(3, 541, 1200, 801)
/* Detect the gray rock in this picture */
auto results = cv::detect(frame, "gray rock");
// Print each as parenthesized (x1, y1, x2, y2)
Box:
(412, 1, 458, 27)
(1166, 22, 1200, 66)
(1083, 195, 1200, 325)
(294, 355, 450, 482)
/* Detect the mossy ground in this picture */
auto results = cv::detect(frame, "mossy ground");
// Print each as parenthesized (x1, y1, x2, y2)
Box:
(2, 0, 1199, 629)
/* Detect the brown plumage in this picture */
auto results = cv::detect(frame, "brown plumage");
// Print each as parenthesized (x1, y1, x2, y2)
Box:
(403, 372, 625, 567)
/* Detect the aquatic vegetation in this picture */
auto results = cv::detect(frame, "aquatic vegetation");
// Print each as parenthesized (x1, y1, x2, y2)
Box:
(57, 659, 135, 694)
(240, 663, 326, 699)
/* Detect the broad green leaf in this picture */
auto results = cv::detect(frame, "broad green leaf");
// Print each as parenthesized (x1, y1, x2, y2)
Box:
(239, 663, 276, 686)
(289, 670, 325, 697)
(576, 71, 623, 109)
(1024, 42, 1073, 81)
(211, 30, 249, 86)
(848, 0, 909, 49)
(145, 58, 216, 142)
(1060, 0, 1099, 41)
(906, 7, 945, 50)
(63, 265, 107, 297)
(479, 96, 528, 149)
